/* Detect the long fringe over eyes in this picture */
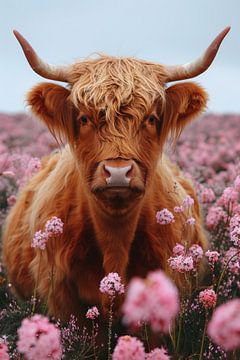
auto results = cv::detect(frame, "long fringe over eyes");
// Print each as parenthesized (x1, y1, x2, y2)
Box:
(69, 56, 167, 134)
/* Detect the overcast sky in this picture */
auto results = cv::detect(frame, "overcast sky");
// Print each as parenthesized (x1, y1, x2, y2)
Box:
(0, 0, 239, 113)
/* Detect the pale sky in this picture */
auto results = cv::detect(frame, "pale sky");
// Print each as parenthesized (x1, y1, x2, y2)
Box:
(0, 0, 240, 113)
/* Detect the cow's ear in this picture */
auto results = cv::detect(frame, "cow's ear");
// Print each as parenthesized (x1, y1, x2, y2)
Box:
(164, 82, 208, 140)
(27, 83, 75, 142)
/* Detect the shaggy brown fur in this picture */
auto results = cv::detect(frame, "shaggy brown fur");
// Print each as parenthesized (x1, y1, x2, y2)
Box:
(3, 56, 208, 320)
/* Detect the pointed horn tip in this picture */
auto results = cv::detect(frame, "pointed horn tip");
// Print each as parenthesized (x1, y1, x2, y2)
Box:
(224, 26, 231, 33)
(13, 29, 21, 39)
(221, 26, 231, 38)
(12, 30, 26, 46)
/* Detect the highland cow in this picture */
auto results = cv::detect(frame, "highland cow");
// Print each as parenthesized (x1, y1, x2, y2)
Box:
(3, 28, 230, 320)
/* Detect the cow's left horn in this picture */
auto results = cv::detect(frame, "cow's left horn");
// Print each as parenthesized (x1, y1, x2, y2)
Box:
(13, 30, 70, 82)
(165, 26, 230, 82)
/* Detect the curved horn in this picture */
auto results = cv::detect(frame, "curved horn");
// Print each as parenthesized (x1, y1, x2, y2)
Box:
(13, 30, 70, 82)
(165, 26, 230, 82)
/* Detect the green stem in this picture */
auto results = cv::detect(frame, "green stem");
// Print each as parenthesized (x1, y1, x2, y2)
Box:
(169, 322, 176, 352)
(107, 297, 114, 360)
(144, 323, 150, 353)
(176, 313, 183, 354)
(92, 319, 97, 360)
(31, 252, 42, 314)
(199, 315, 207, 360)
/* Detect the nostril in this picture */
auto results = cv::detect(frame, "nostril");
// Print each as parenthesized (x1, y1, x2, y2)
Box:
(126, 164, 133, 178)
(103, 165, 111, 178)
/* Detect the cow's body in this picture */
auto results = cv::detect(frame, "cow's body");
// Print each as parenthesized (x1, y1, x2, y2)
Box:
(3, 144, 205, 319)
(2, 28, 230, 320)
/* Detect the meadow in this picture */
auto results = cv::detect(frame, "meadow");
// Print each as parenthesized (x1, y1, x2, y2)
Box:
(0, 112, 240, 359)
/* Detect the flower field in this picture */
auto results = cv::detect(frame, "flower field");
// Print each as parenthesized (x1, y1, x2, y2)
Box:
(1, 112, 240, 359)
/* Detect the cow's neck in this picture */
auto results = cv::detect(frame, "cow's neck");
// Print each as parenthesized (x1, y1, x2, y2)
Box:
(89, 199, 142, 282)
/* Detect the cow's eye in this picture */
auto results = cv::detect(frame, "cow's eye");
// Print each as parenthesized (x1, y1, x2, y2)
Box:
(146, 115, 158, 126)
(79, 115, 90, 125)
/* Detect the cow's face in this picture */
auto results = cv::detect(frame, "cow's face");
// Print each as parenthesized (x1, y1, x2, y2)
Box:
(27, 57, 207, 213)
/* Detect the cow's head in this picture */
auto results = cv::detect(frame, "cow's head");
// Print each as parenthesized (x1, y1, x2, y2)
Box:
(14, 28, 229, 213)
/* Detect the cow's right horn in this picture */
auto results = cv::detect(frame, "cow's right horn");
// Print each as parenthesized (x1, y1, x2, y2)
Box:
(13, 30, 70, 82)
(165, 26, 230, 82)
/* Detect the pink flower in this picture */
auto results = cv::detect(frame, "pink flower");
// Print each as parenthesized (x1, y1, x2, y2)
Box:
(188, 244, 203, 263)
(205, 250, 220, 265)
(122, 270, 179, 333)
(206, 206, 225, 229)
(201, 188, 215, 203)
(45, 216, 64, 236)
(156, 209, 175, 225)
(182, 195, 194, 209)
(208, 299, 240, 351)
(99, 272, 124, 297)
(224, 247, 240, 273)
(234, 175, 240, 192)
(86, 306, 99, 320)
(17, 314, 62, 360)
(121, 278, 147, 325)
(168, 255, 194, 273)
(2, 170, 15, 178)
(186, 217, 196, 225)
(25, 157, 41, 179)
(217, 187, 238, 207)
(145, 347, 170, 360)
(173, 243, 185, 256)
(7, 194, 16, 206)
(230, 214, 240, 246)
(199, 289, 217, 309)
(0, 338, 9, 360)
(112, 336, 145, 360)
(173, 206, 184, 213)
(31, 230, 49, 250)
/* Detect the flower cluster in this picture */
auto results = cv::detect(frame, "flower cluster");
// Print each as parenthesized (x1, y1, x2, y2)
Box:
(99, 272, 125, 297)
(234, 175, 240, 191)
(173, 243, 185, 256)
(45, 216, 64, 236)
(145, 347, 170, 360)
(173, 195, 194, 215)
(188, 244, 203, 263)
(186, 217, 196, 225)
(112, 336, 170, 360)
(199, 289, 217, 309)
(217, 187, 239, 208)
(31, 216, 64, 250)
(174, 205, 184, 213)
(201, 187, 216, 203)
(182, 195, 194, 209)
(208, 299, 240, 351)
(31, 230, 49, 250)
(156, 208, 175, 225)
(86, 306, 100, 320)
(229, 213, 240, 246)
(0, 338, 9, 360)
(122, 270, 179, 333)
(112, 336, 145, 360)
(168, 243, 203, 273)
(206, 206, 226, 229)
(168, 255, 194, 273)
(17, 314, 62, 360)
(224, 247, 240, 274)
(205, 250, 220, 266)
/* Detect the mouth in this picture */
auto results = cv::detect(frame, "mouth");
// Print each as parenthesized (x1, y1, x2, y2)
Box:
(92, 186, 145, 209)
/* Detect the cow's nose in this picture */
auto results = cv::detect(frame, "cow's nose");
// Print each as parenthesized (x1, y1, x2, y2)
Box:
(104, 165, 132, 187)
